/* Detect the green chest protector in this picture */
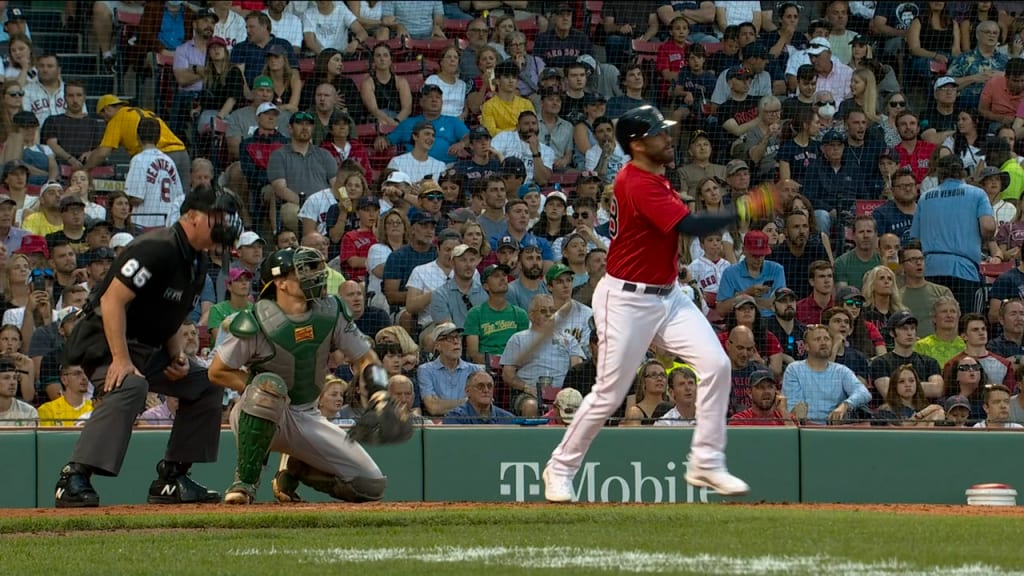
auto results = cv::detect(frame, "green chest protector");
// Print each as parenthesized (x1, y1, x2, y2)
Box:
(229, 295, 352, 405)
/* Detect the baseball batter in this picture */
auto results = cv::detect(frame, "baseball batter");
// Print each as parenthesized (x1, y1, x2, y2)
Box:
(208, 247, 410, 504)
(543, 105, 775, 501)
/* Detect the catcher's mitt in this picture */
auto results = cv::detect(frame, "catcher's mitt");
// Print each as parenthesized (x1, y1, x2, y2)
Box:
(735, 182, 778, 225)
(347, 390, 414, 445)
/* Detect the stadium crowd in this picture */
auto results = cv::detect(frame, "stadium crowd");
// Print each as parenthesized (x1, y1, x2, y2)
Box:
(2, 0, 1024, 430)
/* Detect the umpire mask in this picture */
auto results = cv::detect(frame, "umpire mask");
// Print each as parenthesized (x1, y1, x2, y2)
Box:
(292, 247, 328, 301)
(181, 185, 243, 247)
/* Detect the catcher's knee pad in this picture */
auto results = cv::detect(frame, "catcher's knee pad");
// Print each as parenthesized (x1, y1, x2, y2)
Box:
(234, 373, 288, 485)
(287, 458, 387, 502)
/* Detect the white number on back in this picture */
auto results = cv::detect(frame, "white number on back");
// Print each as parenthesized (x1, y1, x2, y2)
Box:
(120, 258, 152, 288)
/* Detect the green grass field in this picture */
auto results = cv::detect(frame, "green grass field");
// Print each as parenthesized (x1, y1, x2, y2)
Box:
(3, 505, 1024, 575)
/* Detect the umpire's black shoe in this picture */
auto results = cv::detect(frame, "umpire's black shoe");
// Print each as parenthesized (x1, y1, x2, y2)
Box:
(55, 463, 100, 508)
(147, 460, 221, 504)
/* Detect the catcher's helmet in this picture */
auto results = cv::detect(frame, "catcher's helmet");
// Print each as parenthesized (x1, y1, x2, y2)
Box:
(259, 247, 327, 301)
(615, 105, 677, 152)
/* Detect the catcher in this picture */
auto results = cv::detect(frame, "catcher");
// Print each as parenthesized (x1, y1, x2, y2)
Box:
(208, 247, 412, 504)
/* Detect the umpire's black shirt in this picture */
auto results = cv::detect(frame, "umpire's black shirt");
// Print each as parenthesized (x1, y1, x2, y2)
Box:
(92, 222, 208, 347)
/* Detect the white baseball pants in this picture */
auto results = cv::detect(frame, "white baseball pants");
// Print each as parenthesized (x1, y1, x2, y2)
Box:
(547, 274, 732, 474)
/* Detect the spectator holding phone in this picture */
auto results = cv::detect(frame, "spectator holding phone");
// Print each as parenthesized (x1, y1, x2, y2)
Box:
(717, 231, 787, 318)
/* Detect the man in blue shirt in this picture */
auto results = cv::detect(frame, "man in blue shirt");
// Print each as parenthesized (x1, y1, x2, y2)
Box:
(782, 324, 872, 424)
(443, 370, 515, 424)
(872, 164, 918, 245)
(230, 12, 298, 88)
(910, 155, 996, 314)
(717, 231, 787, 317)
(379, 85, 469, 164)
(418, 323, 485, 417)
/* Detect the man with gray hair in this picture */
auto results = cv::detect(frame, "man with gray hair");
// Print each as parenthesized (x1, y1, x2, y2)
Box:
(501, 294, 585, 418)
(949, 18, 1008, 113)
(732, 94, 782, 182)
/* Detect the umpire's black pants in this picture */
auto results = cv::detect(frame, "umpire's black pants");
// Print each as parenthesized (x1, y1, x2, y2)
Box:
(70, 346, 222, 476)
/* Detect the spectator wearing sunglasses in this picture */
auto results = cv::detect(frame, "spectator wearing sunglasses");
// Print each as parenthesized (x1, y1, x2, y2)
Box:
(941, 312, 1017, 391)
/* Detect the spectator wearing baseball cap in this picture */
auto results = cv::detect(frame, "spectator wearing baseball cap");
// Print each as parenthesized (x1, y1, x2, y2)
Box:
(426, 244, 487, 331)
(767, 287, 807, 364)
(867, 310, 943, 407)
(266, 109, 339, 233)
(89, 95, 190, 184)
(717, 231, 787, 318)
(206, 268, 255, 341)
(22, 181, 65, 237)
(536, 87, 573, 165)
(464, 263, 529, 363)
(385, 122, 449, 184)
(544, 262, 594, 349)
(801, 130, 857, 230)
(918, 76, 960, 145)
(728, 369, 788, 425)
(452, 127, 502, 187)
(547, 387, 583, 426)
(532, 6, 594, 70)
(380, 84, 470, 164)
(80, 246, 114, 290)
(712, 44, 771, 106)
(336, 196, 381, 283)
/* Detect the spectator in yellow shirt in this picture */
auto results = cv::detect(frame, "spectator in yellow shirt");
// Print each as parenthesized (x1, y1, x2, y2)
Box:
(37, 364, 92, 426)
(481, 60, 536, 137)
(22, 181, 64, 237)
(84, 95, 192, 184)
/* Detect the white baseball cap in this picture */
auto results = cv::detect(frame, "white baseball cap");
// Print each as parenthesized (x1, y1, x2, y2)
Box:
(237, 231, 265, 247)
(109, 232, 134, 249)
(385, 171, 412, 185)
(807, 38, 832, 56)
(933, 76, 957, 91)
(256, 102, 279, 116)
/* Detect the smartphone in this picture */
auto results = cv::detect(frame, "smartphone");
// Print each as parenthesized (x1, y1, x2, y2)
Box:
(30, 274, 47, 292)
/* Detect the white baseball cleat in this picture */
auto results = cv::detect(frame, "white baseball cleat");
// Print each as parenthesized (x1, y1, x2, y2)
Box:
(542, 466, 575, 503)
(685, 467, 750, 496)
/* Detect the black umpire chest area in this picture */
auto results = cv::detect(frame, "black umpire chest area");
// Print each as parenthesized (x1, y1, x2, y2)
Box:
(117, 224, 207, 346)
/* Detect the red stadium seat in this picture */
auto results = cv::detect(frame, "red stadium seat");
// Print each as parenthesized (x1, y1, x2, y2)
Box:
(60, 165, 115, 180)
(403, 73, 426, 95)
(584, 1, 603, 37)
(369, 146, 399, 172)
(632, 39, 662, 65)
(703, 42, 723, 54)
(365, 38, 405, 60)
(341, 59, 369, 75)
(981, 261, 1013, 280)
(443, 19, 469, 40)
(855, 199, 886, 216)
(422, 59, 440, 76)
(516, 17, 540, 43)
(404, 38, 455, 62)
(197, 325, 210, 351)
(298, 57, 315, 78)
(355, 123, 378, 146)
(392, 60, 423, 76)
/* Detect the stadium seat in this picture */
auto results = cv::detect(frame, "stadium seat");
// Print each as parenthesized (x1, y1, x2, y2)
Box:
(33, 32, 82, 54)
(403, 73, 426, 95)
(422, 59, 440, 76)
(443, 19, 469, 40)
(403, 38, 455, 62)
(342, 59, 370, 75)
(392, 60, 424, 76)
(516, 17, 540, 43)
(22, 9, 63, 34)
(60, 165, 115, 180)
(58, 54, 99, 75)
(854, 200, 886, 216)
(299, 58, 315, 78)
(584, 1, 604, 38)
(703, 42, 723, 54)
(981, 261, 1013, 281)
(355, 123, 378, 146)
(364, 38, 405, 60)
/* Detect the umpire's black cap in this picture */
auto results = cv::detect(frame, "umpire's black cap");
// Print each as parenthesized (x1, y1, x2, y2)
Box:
(615, 105, 676, 153)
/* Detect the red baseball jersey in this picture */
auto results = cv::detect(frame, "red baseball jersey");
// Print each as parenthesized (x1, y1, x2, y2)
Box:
(605, 162, 689, 285)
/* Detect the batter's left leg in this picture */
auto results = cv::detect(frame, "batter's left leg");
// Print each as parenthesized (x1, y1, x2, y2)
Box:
(653, 293, 748, 496)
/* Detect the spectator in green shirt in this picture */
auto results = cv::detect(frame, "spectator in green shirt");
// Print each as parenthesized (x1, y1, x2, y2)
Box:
(834, 215, 880, 288)
(206, 267, 254, 341)
(464, 264, 529, 365)
(913, 296, 966, 368)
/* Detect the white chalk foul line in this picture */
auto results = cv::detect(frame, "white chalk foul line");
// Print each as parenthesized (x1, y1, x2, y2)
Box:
(229, 546, 1024, 575)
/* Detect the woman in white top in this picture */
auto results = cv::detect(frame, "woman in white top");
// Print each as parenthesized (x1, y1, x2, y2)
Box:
(942, 109, 986, 174)
(365, 208, 408, 311)
(425, 45, 469, 119)
(66, 169, 108, 222)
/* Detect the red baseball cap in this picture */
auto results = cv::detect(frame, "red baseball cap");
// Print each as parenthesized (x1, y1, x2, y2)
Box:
(15, 235, 49, 258)
(743, 231, 772, 257)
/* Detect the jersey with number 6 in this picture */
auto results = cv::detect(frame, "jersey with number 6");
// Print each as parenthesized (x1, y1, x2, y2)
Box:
(605, 162, 689, 285)
(124, 148, 184, 229)
(90, 223, 208, 347)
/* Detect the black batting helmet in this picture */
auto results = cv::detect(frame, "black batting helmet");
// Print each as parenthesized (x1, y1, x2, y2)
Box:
(615, 105, 677, 152)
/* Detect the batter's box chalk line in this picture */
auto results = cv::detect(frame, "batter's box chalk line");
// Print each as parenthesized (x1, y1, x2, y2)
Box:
(229, 546, 1024, 575)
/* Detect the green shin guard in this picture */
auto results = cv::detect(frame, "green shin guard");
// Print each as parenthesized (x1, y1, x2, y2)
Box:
(233, 373, 288, 486)
(235, 411, 277, 485)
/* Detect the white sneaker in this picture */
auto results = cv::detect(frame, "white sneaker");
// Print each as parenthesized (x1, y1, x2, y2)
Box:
(685, 466, 750, 496)
(542, 466, 575, 503)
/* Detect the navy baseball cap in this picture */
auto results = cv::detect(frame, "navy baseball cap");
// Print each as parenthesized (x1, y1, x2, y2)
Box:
(501, 157, 527, 179)
(409, 212, 438, 226)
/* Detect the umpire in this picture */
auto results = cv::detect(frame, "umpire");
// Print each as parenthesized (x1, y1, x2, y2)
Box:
(54, 185, 243, 508)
